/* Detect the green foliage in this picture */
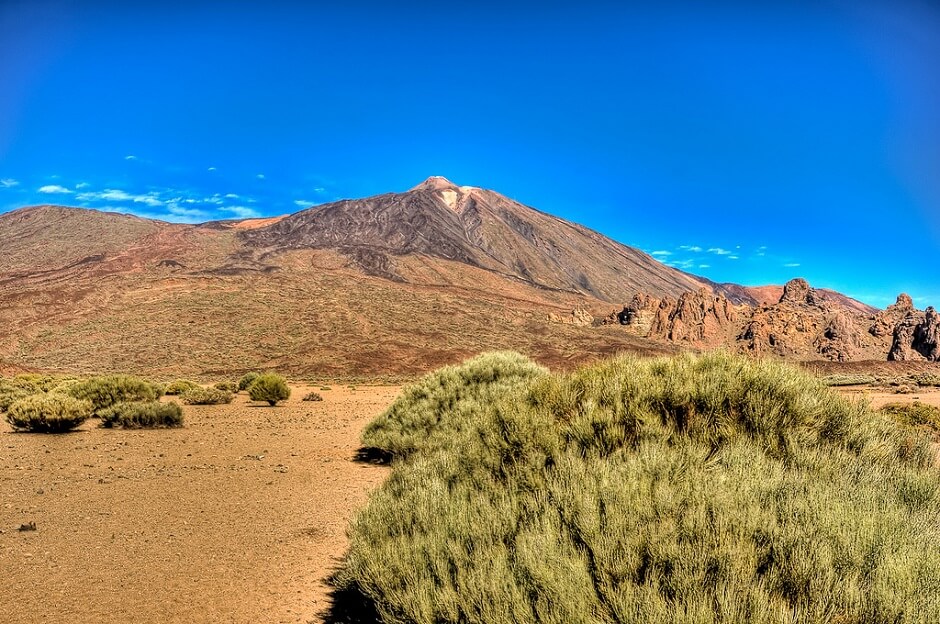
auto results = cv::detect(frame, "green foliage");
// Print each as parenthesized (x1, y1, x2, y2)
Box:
(6, 394, 92, 433)
(247, 373, 290, 406)
(98, 400, 183, 428)
(237, 372, 260, 392)
(302, 391, 323, 402)
(213, 380, 238, 393)
(822, 373, 876, 386)
(0, 382, 33, 414)
(64, 375, 158, 414)
(338, 351, 940, 624)
(915, 373, 940, 387)
(164, 379, 201, 396)
(181, 387, 233, 405)
(880, 401, 940, 435)
(361, 351, 548, 459)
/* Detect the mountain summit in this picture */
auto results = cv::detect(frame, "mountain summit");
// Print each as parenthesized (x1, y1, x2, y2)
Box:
(242, 178, 713, 302)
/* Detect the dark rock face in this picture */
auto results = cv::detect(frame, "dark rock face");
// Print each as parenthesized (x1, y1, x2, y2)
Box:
(890, 306, 940, 361)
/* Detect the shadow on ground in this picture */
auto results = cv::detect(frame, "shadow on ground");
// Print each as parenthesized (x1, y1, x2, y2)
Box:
(353, 447, 393, 464)
(319, 580, 382, 624)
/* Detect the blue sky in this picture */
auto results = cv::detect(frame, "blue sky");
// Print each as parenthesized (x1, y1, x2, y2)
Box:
(1, 1, 937, 308)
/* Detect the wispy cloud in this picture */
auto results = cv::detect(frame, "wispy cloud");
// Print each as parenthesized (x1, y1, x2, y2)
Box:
(728, 255, 739, 260)
(783, 262, 800, 267)
(222, 206, 261, 219)
(0, 178, 19, 188)
(650, 250, 672, 257)
(77, 188, 163, 207)
(256, 174, 265, 180)
(294, 199, 313, 208)
(224, 193, 239, 199)
(38, 184, 73, 194)
(707, 247, 732, 256)
(125, 155, 137, 161)
(698, 264, 711, 268)
(678, 245, 702, 252)
(208, 167, 217, 172)
(75, 182, 90, 189)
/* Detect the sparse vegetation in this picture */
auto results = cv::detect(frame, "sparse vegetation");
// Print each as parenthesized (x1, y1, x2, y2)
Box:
(214, 380, 238, 393)
(6, 394, 93, 433)
(164, 379, 201, 396)
(64, 375, 158, 415)
(302, 391, 323, 402)
(238, 372, 260, 392)
(915, 373, 940, 387)
(320, 386, 332, 391)
(338, 351, 940, 624)
(182, 387, 233, 405)
(821, 373, 876, 386)
(99, 400, 184, 429)
(247, 373, 290, 406)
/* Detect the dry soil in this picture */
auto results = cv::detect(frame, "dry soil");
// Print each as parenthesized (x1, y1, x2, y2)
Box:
(0, 385, 399, 624)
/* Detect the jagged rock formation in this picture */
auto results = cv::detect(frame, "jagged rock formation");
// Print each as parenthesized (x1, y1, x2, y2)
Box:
(549, 308, 594, 327)
(605, 278, 931, 362)
(889, 306, 940, 361)
(648, 288, 737, 344)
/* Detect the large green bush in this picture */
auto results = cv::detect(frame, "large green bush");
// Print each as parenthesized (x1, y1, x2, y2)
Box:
(6, 394, 93, 433)
(336, 351, 940, 624)
(64, 375, 158, 414)
(247, 373, 290, 406)
(181, 387, 233, 405)
(99, 401, 184, 428)
(164, 379, 201, 396)
(361, 351, 548, 459)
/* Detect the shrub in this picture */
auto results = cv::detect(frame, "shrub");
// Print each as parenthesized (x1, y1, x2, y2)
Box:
(214, 381, 238, 393)
(237, 372, 260, 392)
(6, 394, 92, 433)
(880, 401, 940, 435)
(361, 351, 548, 459)
(181, 387, 233, 405)
(164, 379, 201, 396)
(302, 391, 323, 402)
(247, 373, 290, 406)
(99, 401, 184, 428)
(0, 383, 33, 413)
(915, 373, 940, 387)
(822, 373, 876, 386)
(320, 386, 332, 391)
(337, 351, 940, 624)
(64, 375, 158, 414)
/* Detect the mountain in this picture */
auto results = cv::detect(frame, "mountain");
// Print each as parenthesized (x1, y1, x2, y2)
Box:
(0, 178, 930, 377)
(241, 176, 725, 303)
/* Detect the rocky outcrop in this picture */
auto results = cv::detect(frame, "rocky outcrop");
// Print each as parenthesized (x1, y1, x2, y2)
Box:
(549, 308, 594, 327)
(814, 311, 858, 362)
(648, 288, 736, 344)
(603, 293, 660, 334)
(889, 306, 940, 361)
(870, 293, 914, 337)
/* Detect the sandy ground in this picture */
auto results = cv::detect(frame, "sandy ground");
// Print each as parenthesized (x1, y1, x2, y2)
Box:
(836, 385, 940, 409)
(0, 385, 399, 624)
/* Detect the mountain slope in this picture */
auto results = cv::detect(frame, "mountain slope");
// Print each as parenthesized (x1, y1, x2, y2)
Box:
(241, 176, 711, 302)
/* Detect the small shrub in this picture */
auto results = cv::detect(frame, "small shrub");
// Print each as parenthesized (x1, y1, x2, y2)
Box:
(915, 373, 940, 387)
(149, 382, 166, 398)
(238, 372, 260, 392)
(164, 379, 201, 396)
(99, 401, 184, 428)
(214, 381, 238, 393)
(247, 373, 290, 406)
(181, 387, 233, 405)
(302, 391, 323, 402)
(881, 401, 940, 434)
(822, 373, 876, 386)
(320, 386, 332, 391)
(65, 375, 158, 414)
(6, 394, 92, 433)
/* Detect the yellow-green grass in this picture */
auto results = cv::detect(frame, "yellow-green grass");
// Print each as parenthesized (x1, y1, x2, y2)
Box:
(338, 351, 940, 624)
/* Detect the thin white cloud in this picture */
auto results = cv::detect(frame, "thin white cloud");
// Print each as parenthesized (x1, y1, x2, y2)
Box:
(224, 193, 239, 199)
(650, 250, 672, 257)
(728, 255, 739, 260)
(698, 264, 711, 269)
(125, 155, 137, 161)
(0, 178, 19, 188)
(256, 174, 265, 180)
(783, 262, 801, 267)
(75, 182, 90, 189)
(313, 187, 325, 193)
(223, 206, 261, 219)
(208, 167, 217, 172)
(294, 200, 313, 208)
(678, 245, 702, 252)
(38, 184, 73, 194)
(77, 188, 163, 207)
(707, 247, 732, 256)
